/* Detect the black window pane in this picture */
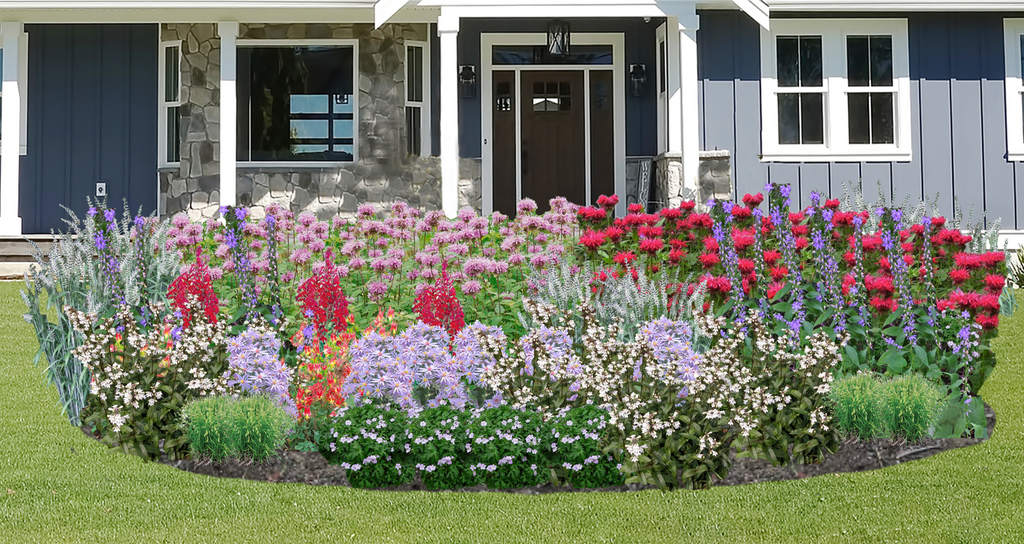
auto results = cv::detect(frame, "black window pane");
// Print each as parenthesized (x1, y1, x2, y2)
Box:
(406, 105, 421, 155)
(533, 81, 544, 95)
(659, 40, 666, 93)
(870, 92, 894, 144)
(848, 92, 871, 144)
(165, 46, 179, 102)
(801, 92, 824, 144)
(777, 37, 800, 87)
(407, 46, 423, 103)
(166, 106, 180, 162)
(778, 93, 801, 144)
(239, 46, 355, 162)
(870, 36, 893, 87)
(1020, 35, 1024, 78)
(848, 36, 870, 87)
(800, 37, 822, 87)
(492, 45, 612, 65)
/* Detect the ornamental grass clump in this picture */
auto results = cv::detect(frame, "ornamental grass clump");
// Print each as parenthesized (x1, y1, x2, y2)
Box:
(829, 373, 885, 441)
(881, 375, 946, 441)
(183, 395, 294, 463)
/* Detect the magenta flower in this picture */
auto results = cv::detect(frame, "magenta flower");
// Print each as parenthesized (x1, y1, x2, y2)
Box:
(517, 198, 538, 214)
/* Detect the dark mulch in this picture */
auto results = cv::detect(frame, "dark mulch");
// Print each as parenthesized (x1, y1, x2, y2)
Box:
(92, 404, 996, 494)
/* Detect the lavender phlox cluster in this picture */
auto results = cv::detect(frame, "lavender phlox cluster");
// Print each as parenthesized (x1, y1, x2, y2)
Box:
(224, 327, 296, 416)
(637, 317, 701, 395)
(344, 323, 502, 414)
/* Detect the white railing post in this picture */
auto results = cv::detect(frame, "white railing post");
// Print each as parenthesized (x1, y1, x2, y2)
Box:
(438, 11, 460, 218)
(0, 22, 23, 236)
(218, 21, 239, 208)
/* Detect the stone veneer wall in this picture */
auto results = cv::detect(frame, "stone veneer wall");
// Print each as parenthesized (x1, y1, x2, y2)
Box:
(653, 152, 731, 210)
(696, 150, 732, 204)
(159, 22, 482, 220)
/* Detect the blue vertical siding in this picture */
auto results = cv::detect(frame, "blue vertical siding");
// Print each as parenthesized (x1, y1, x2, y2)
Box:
(698, 11, 1019, 227)
(20, 24, 158, 234)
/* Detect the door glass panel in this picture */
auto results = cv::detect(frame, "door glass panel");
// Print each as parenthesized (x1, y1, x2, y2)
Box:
(493, 45, 612, 65)
(531, 81, 571, 112)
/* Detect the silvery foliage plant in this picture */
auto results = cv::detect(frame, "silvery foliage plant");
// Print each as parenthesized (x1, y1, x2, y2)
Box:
(522, 259, 706, 344)
(21, 199, 179, 425)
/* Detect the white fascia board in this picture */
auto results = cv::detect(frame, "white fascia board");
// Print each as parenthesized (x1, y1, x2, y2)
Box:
(0, 0, 374, 7)
(728, 0, 768, 28)
(375, 0, 410, 27)
(769, 0, 1024, 11)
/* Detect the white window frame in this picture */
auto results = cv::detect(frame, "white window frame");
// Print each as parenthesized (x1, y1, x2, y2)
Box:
(405, 39, 431, 156)
(760, 19, 912, 163)
(235, 38, 359, 167)
(158, 40, 181, 167)
(0, 31, 29, 156)
(1004, 19, 1024, 161)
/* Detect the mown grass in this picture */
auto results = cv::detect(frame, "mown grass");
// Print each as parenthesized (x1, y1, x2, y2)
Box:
(1, 280, 1022, 543)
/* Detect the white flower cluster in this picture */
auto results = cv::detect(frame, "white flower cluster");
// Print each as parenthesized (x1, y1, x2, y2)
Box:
(67, 297, 231, 435)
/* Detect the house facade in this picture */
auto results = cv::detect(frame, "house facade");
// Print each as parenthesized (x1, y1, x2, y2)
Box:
(0, 0, 1023, 247)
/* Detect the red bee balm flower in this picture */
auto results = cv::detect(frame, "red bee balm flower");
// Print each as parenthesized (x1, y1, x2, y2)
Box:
(699, 252, 721, 268)
(639, 238, 664, 253)
(985, 274, 1007, 292)
(579, 229, 607, 250)
(948, 268, 969, 284)
(597, 194, 619, 210)
(614, 251, 637, 265)
(977, 314, 999, 330)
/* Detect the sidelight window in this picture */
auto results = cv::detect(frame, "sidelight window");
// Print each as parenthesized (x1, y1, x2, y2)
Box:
(159, 42, 181, 166)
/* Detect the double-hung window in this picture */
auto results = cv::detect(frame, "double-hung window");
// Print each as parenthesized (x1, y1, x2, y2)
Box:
(406, 41, 430, 156)
(237, 41, 358, 163)
(1004, 19, 1024, 161)
(159, 41, 181, 166)
(760, 19, 911, 162)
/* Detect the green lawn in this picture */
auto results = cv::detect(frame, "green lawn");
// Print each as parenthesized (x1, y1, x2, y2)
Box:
(1, 281, 1022, 544)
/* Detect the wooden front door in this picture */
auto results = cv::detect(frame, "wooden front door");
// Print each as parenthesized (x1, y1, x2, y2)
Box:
(519, 70, 586, 213)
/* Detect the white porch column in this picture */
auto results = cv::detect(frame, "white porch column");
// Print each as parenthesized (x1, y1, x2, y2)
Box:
(438, 12, 460, 218)
(218, 21, 239, 208)
(0, 22, 23, 236)
(665, 17, 682, 155)
(679, 22, 700, 201)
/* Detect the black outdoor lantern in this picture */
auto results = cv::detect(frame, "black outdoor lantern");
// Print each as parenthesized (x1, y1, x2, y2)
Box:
(459, 65, 476, 98)
(547, 20, 570, 57)
(630, 64, 647, 97)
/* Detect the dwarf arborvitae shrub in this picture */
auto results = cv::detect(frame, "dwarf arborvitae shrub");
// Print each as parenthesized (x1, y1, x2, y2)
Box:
(880, 375, 945, 441)
(830, 374, 884, 441)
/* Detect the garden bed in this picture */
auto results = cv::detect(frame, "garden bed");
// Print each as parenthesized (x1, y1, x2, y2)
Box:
(130, 403, 994, 493)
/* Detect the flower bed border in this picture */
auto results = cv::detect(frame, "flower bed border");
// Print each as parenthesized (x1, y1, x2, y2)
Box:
(91, 403, 993, 493)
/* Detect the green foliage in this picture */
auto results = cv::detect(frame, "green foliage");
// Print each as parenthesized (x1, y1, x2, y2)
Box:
(829, 374, 884, 441)
(320, 403, 413, 489)
(465, 405, 547, 489)
(183, 395, 294, 463)
(548, 405, 625, 489)
(183, 395, 235, 462)
(932, 395, 989, 439)
(880, 375, 946, 441)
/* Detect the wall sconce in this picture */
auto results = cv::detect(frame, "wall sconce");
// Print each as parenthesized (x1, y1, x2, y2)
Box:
(459, 65, 476, 98)
(630, 64, 647, 97)
(547, 20, 570, 56)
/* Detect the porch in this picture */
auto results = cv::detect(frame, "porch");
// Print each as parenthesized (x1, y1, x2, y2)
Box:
(0, 0, 768, 235)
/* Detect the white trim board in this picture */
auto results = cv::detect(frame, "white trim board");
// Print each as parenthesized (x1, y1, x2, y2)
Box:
(1005, 19, 1024, 162)
(479, 32, 626, 216)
